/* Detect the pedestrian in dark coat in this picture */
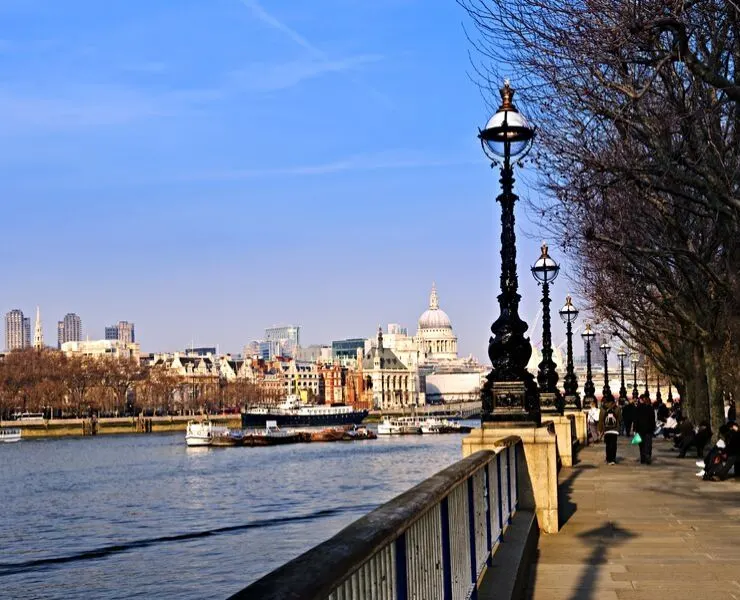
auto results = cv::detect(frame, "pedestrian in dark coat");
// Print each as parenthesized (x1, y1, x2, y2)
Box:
(634, 395, 656, 464)
(598, 398, 622, 465)
(622, 399, 636, 437)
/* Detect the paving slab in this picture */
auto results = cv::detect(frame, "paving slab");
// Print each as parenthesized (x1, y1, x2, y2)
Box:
(525, 437, 739, 600)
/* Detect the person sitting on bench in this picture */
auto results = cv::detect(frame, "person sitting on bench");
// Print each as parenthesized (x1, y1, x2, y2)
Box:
(678, 421, 712, 458)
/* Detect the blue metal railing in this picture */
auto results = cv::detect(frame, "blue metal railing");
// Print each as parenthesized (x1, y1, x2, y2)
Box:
(228, 437, 522, 600)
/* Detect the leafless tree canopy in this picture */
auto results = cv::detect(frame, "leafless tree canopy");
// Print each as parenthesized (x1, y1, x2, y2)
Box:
(461, 0, 740, 431)
(0, 349, 264, 419)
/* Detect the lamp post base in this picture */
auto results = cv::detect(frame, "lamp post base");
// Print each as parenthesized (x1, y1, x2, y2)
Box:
(563, 394, 582, 411)
(539, 392, 564, 415)
(481, 380, 540, 425)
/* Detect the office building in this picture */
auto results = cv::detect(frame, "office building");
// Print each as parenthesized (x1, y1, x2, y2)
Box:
(5, 309, 30, 351)
(57, 313, 83, 349)
(62, 339, 140, 361)
(105, 321, 136, 344)
(264, 325, 300, 358)
(332, 338, 366, 361)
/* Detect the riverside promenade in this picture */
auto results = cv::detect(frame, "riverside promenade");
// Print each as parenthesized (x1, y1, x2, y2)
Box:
(526, 437, 740, 600)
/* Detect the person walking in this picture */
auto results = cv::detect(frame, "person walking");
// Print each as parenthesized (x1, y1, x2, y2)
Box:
(634, 395, 656, 464)
(587, 403, 601, 444)
(622, 398, 636, 437)
(598, 397, 622, 464)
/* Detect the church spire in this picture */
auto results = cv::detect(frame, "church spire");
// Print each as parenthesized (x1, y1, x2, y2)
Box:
(33, 306, 44, 350)
(429, 282, 439, 310)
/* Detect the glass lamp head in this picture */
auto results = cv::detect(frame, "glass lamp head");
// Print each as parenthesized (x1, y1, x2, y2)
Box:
(581, 323, 595, 342)
(559, 294, 579, 324)
(631, 351, 639, 365)
(479, 80, 535, 159)
(531, 242, 560, 284)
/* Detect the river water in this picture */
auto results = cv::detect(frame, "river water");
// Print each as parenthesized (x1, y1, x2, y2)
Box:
(0, 427, 474, 599)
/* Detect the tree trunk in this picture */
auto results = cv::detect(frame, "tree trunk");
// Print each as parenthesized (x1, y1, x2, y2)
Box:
(703, 345, 727, 440)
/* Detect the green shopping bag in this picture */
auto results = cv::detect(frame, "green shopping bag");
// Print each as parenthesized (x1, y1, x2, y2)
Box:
(631, 432, 642, 445)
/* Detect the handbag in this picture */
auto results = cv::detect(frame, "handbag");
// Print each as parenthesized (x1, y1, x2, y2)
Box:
(631, 432, 642, 445)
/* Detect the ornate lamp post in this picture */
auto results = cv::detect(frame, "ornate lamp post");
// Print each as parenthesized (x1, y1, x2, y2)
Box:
(617, 348, 628, 404)
(581, 324, 596, 406)
(559, 295, 580, 409)
(478, 81, 539, 423)
(631, 351, 639, 400)
(531, 243, 561, 412)
(667, 381, 673, 404)
(643, 362, 651, 400)
(655, 374, 663, 403)
(600, 338, 614, 404)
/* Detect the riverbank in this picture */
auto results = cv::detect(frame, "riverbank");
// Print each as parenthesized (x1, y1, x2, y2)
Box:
(0, 415, 242, 438)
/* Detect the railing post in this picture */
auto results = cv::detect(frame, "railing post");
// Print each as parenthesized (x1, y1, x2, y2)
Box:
(440, 497, 452, 600)
(484, 465, 493, 566)
(507, 447, 513, 523)
(496, 453, 504, 542)
(467, 478, 478, 600)
(514, 443, 520, 510)
(395, 533, 408, 600)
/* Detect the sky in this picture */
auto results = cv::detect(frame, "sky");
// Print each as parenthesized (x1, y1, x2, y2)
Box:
(0, 0, 584, 359)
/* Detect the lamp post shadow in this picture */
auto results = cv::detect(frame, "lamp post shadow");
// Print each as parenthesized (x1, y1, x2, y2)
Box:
(568, 522, 637, 600)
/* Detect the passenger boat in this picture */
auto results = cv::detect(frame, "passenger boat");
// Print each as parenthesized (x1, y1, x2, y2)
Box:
(242, 395, 368, 428)
(0, 428, 22, 443)
(185, 421, 229, 447)
(377, 417, 422, 435)
(242, 420, 306, 446)
(420, 417, 472, 434)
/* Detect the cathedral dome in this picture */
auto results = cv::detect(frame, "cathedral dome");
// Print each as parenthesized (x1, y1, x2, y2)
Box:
(418, 283, 452, 330)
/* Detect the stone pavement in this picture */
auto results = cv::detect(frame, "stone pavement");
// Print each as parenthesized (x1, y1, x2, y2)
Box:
(525, 436, 740, 600)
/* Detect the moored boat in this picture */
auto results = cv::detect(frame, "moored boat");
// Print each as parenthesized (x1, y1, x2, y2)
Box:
(242, 420, 306, 446)
(0, 428, 22, 443)
(242, 395, 368, 428)
(377, 417, 422, 435)
(210, 429, 245, 447)
(185, 420, 229, 447)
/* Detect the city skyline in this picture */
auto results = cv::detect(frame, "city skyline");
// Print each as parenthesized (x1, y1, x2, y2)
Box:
(2, 279, 585, 360)
(0, 0, 582, 359)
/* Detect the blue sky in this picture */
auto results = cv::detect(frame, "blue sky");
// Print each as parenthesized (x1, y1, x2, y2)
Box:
(0, 0, 581, 358)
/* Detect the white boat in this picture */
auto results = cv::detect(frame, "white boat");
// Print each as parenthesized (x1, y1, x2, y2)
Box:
(243, 395, 368, 427)
(185, 420, 229, 447)
(420, 417, 443, 434)
(0, 428, 22, 443)
(377, 417, 422, 435)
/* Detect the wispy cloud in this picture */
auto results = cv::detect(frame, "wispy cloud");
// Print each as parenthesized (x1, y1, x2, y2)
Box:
(238, 0, 392, 107)
(231, 54, 383, 92)
(173, 151, 478, 182)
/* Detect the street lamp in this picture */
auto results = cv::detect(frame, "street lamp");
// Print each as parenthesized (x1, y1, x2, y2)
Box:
(617, 348, 628, 403)
(655, 373, 663, 403)
(644, 362, 651, 400)
(531, 243, 561, 411)
(581, 323, 596, 406)
(479, 80, 539, 423)
(667, 381, 673, 404)
(600, 337, 614, 404)
(559, 295, 580, 409)
(631, 351, 639, 400)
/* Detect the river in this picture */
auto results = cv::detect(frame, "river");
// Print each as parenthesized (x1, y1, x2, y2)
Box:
(0, 427, 474, 599)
